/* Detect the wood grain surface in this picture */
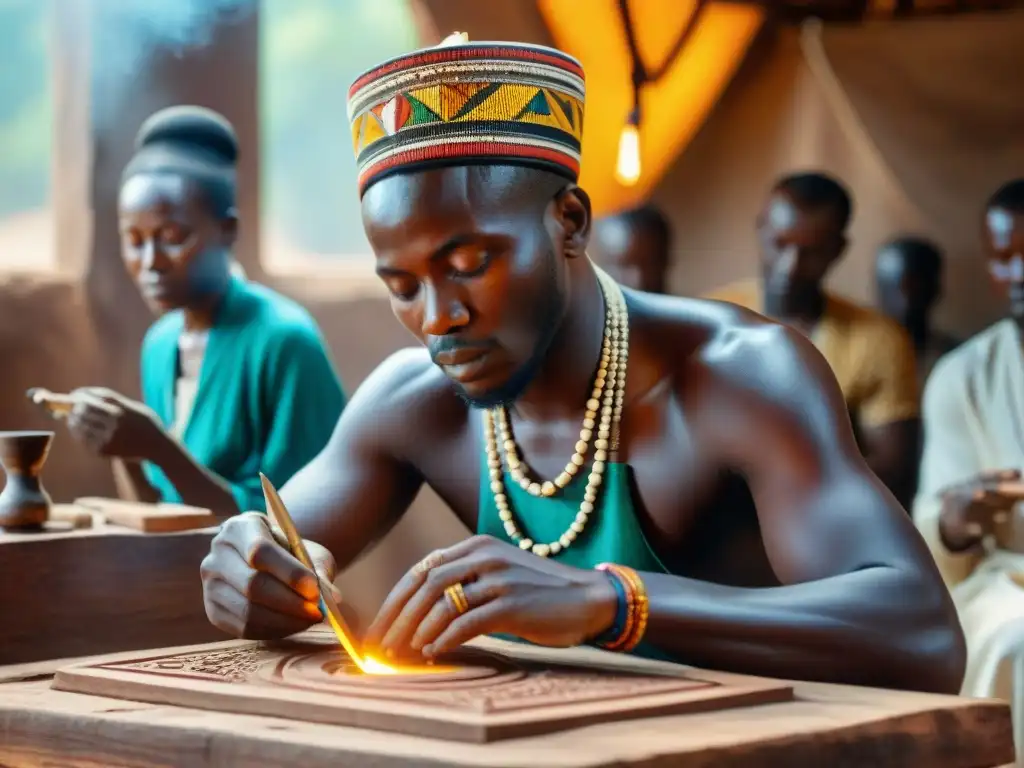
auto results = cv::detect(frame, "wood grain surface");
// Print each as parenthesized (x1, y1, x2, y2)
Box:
(0, 636, 1013, 767)
(0, 523, 226, 665)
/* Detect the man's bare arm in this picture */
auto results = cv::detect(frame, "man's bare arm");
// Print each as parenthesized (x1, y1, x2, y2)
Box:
(859, 418, 920, 510)
(279, 349, 432, 570)
(640, 321, 964, 693)
(201, 350, 450, 640)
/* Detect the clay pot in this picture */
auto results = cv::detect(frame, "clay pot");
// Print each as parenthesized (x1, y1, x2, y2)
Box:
(0, 430, 55, 531)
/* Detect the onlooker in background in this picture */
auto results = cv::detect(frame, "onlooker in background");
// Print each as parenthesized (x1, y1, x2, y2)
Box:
(874, 236, 958, 387)
(914, 177, 1024, 701)
(706, 171, 920, 508)
(591, 205, 671, 294)
(61, 106, 347, 517)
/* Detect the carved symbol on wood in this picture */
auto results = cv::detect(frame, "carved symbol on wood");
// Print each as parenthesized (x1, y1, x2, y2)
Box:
(55, 635, 796, 744)
(117, 648, 273, 683)
(103, 644, 717, 715)
(431, 670, 714, 714)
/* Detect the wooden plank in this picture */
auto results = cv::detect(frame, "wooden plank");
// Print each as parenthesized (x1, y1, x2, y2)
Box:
(0, 524, 226, 665)
(49, 503, 95, 529)
(0, 637, 1013, 767)
(50, 631, 793, 744)
(75, 496, 217, 533)
(0, 638, 240, 684)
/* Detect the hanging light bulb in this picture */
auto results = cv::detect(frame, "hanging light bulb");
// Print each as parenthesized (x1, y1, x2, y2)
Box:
(615, 111, 641, 186)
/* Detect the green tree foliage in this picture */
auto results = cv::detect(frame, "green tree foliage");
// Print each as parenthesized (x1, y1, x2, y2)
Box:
(0, 0, 422, 254)
(0, 0, 52, 218)
(261, 0, 423, 256)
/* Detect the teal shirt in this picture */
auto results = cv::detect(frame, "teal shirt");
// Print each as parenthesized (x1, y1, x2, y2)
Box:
(478, 457, 673, 660)
(140, 276, 346, 513)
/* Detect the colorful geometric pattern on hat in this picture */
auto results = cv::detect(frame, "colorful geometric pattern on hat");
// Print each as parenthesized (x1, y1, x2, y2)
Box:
(347, 38, 586, 197)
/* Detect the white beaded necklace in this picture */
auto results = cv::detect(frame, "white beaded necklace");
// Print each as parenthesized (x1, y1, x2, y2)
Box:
(483, 268, 629, 557)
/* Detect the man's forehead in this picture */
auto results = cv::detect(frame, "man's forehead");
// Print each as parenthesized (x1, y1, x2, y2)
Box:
(762, 194, 801, 230)
(875, 247, 908, 278)
(361, 167, 477, 232)
(986, 207, 1024, 243)
(761, 192, 839, 236)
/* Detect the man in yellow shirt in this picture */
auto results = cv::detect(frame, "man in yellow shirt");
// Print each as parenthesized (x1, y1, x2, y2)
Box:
(706, 172, 920, 508)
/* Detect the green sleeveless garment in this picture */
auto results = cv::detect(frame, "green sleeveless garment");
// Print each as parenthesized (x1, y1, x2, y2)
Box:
(477, 457, 674, 661)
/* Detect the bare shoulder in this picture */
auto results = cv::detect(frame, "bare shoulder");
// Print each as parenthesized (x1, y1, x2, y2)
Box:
(632, 291, 836, 398)
(630, 291, 855, 455)
(355, 347, 455, 406)
(697, 301, 839, 405)
(335, 347, 469, 453)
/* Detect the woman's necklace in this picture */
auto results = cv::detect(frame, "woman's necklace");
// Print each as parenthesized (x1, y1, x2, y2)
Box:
(483, 268, 629, 557)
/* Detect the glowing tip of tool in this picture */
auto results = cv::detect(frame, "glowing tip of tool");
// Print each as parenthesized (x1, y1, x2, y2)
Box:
(360, 656, 401, 675)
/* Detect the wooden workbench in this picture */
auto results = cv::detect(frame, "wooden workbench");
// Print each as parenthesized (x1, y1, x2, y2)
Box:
(0, 638, 1014, 767)
(0, 521, 226, 666)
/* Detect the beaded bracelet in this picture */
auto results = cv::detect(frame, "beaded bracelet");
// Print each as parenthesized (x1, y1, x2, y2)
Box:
(595, 563, 638, 651)
(612, 564, 649, 652)
(591, 569, 629, 647)
(594, 563, 649, 653)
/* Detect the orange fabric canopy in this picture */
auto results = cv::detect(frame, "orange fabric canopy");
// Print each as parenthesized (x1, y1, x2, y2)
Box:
(537, 0, 765, 216)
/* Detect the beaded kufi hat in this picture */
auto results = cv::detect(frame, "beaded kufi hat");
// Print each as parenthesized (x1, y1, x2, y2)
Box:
(347, 33, 585, 197)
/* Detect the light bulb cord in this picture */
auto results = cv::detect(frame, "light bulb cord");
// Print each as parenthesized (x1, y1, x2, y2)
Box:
(614, 0, 711, 130)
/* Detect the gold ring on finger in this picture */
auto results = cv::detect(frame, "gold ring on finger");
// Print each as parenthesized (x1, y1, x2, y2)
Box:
(444, 582, 469, 615)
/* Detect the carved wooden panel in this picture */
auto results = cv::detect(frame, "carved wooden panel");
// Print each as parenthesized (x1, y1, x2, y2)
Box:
(53, 632, 793, 743)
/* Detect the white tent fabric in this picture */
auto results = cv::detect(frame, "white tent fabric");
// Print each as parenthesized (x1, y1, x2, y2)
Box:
(808, 10, 1024, 334)
(656, 11, 1023, 340)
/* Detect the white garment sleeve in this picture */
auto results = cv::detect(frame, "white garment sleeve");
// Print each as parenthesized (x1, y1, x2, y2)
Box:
(913, 355, 985, 587)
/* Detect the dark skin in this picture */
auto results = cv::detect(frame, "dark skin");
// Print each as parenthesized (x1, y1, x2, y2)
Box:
(757, 190, 919, 508)
(939, 205, 1024, 551)
(591, 214, 668, 294)
(65, 172, 241, 518)
(874, 243, 941, 352)
(201, 166, 964, 693)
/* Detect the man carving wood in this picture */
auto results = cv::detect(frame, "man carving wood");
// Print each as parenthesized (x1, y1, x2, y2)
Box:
(200, 40, 964, 693)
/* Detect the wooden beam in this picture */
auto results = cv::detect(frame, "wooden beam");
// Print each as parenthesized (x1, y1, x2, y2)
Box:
(82, 0, 261, 359)
(51, 0, 93, 277)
